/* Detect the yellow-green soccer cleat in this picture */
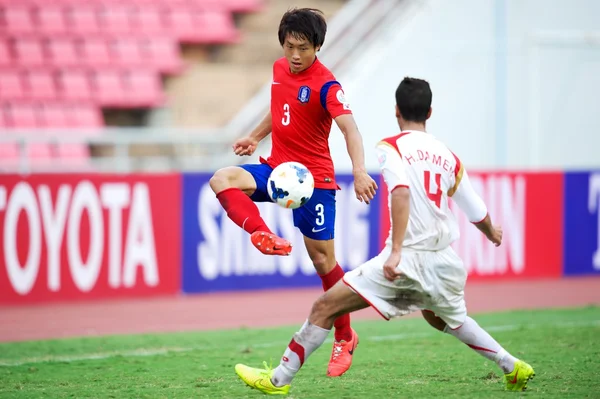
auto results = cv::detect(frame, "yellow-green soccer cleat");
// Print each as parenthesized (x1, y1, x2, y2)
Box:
(504, 360, 535, 391)
(235, 362, 291, 395)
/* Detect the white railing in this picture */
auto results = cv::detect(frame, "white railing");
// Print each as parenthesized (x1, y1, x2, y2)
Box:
(0, 129, 230, 174)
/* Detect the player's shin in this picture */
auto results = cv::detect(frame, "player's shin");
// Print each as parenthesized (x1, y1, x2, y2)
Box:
(319, 264, 352, 342)
(216, 188, 272, 234)
(445, 316, 517, 373)
(271, 320, 330, 386)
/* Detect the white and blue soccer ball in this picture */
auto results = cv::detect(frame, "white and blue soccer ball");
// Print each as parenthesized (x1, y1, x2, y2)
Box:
(267, 161, 314, 209)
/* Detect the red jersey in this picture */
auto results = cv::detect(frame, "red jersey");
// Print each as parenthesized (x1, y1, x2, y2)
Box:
(263, 57, 352, 190)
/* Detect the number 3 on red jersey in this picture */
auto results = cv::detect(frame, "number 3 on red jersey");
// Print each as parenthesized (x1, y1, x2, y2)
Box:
(424, 171, 442, 208)
(282, 104, 290, 126)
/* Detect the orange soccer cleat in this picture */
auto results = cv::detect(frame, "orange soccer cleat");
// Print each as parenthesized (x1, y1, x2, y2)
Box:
(250, 231, 292, 256)
(327, 328, 359, 377)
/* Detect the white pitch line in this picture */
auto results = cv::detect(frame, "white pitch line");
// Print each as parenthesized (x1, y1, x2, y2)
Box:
(1, 319, 598, 367)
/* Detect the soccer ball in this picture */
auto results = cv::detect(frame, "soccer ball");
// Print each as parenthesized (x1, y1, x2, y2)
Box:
(267, 161, 314, 209)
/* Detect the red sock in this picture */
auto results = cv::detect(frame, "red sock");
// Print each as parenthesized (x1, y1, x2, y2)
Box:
(216, 188, 272, 234)
(319, 263, 352, 342)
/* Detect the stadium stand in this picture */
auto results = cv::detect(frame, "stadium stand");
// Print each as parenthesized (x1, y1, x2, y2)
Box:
(0, 0, 348, 170)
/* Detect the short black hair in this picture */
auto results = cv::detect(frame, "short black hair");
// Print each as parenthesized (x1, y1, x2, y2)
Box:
(278, 8, 327, 48)
(395, 77, 432, 123)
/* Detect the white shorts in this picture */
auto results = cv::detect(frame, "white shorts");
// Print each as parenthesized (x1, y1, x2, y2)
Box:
(343, 246, 468, 329)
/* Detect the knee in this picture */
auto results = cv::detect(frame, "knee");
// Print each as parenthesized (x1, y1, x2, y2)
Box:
(209, 168, 234, 194)
(310, 294, 335, 323)
(422, 310, 447, 332)
(311, 252, 330, 274)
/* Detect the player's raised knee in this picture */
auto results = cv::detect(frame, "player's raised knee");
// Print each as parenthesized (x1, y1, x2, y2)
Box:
(209, 167, 238, 193)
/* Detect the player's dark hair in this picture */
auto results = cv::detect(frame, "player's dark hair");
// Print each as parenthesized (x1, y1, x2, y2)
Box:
(395, 77, 432, 123)
(278, 8, 327, 48)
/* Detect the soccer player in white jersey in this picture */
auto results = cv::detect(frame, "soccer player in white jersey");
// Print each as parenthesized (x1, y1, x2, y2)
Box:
(234, 77, 535, 395)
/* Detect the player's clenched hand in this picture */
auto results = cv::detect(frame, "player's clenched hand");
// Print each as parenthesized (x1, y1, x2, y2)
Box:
(353, 171, 378, 204)
(383, 251, 402, 282)
(487, 225, 503, 247)
(232, 136, 258, 156)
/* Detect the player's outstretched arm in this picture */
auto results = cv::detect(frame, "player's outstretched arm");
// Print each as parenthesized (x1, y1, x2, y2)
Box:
(232, 111, 272, 156)
(334, 114, 378, 203)
(451, 169, 502, 246)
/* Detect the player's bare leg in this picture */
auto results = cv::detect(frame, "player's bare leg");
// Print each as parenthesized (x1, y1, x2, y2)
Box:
(421, 310, 535, 391)
(269, 281, 368, 386)
(304, 237, 356, 376)
(210, 166, 291, 256)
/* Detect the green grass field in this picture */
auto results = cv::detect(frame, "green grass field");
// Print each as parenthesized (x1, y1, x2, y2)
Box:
(0, 306, 598, 398)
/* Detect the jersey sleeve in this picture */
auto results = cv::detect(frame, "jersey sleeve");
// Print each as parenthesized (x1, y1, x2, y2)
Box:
(451, 168, 488, 223)
(320, 81, 352, 119)
(376, 141, 410, 192)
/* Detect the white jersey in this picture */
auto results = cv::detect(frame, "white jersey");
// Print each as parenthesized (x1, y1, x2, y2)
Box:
(375, 130, 464, 251)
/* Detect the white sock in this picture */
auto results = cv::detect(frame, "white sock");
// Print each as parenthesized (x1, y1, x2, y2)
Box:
(445, 316, 517, 373)
(271, 320, 330, 386)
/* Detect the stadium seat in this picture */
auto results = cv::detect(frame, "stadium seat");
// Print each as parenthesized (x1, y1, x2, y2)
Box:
(81, 38, 111, 66)
(124, 70, 163, 107)
(65, 104, 103, 127)
(143, 38, 184, 74)
(195, 10, 239, 43)
(93, 70, 127, 107)
(98, 6, 133, 34)
(57, 70, 92, 101)
(37, 6, 68, 34)
(131, 7, 166, 35)
(47, 38, 80, 66)
(0, 141, 20, 169)
(1, 5, 35, 34)
(38, 102, 68, 127)
(0, 39, 10, 66)
(67, 6, 100, 34)
(26, 70, 57, 101)
(13, 37, 45, 66)
(26, 142, 54, 165)
(55, 142, 91, 164)
(164, 8, 199, 42)
(5, 102, 40, 128)
(111, 38, 145, 67)
(0, 70, 23, 100)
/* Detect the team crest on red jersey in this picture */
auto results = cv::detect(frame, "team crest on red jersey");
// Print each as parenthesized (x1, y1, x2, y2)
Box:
(297, 86, 311, 104)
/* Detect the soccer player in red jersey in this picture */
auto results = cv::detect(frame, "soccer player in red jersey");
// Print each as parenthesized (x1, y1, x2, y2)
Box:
(209, 8, 378, 377)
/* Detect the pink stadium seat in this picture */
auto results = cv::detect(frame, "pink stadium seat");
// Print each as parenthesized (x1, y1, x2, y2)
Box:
(131, 7, 166, 34)
(67, 6, 100, 34)
(47, 38, 80, 66)
(93, 70, 127, 107)
(26, 142, 54, 165)
(124, 70, 163, 107)
(81, 38, 111, 66)
(98, 6, 132, 34)
(0, 70, 23, 100)
(5, 103, 39, 128)
(0, 142, 20, 169)
(13, 37, 45, 66)
(0, 39, 10, 66)
(26, 70, 57, 101)
(196, 10, 239, 43)
(39, 103, 68, 127)
(57, 70, 92, 101)
(164, 8, 197, 42)
(144, 38, 183, 73)
(56, 142, 90, 164)
(111, 39, 145, 66)
(65, 104, 103, 127)
(1, 5, 35, 34)
(37, 6, 68, 34)
(190, 0, 263, 12)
